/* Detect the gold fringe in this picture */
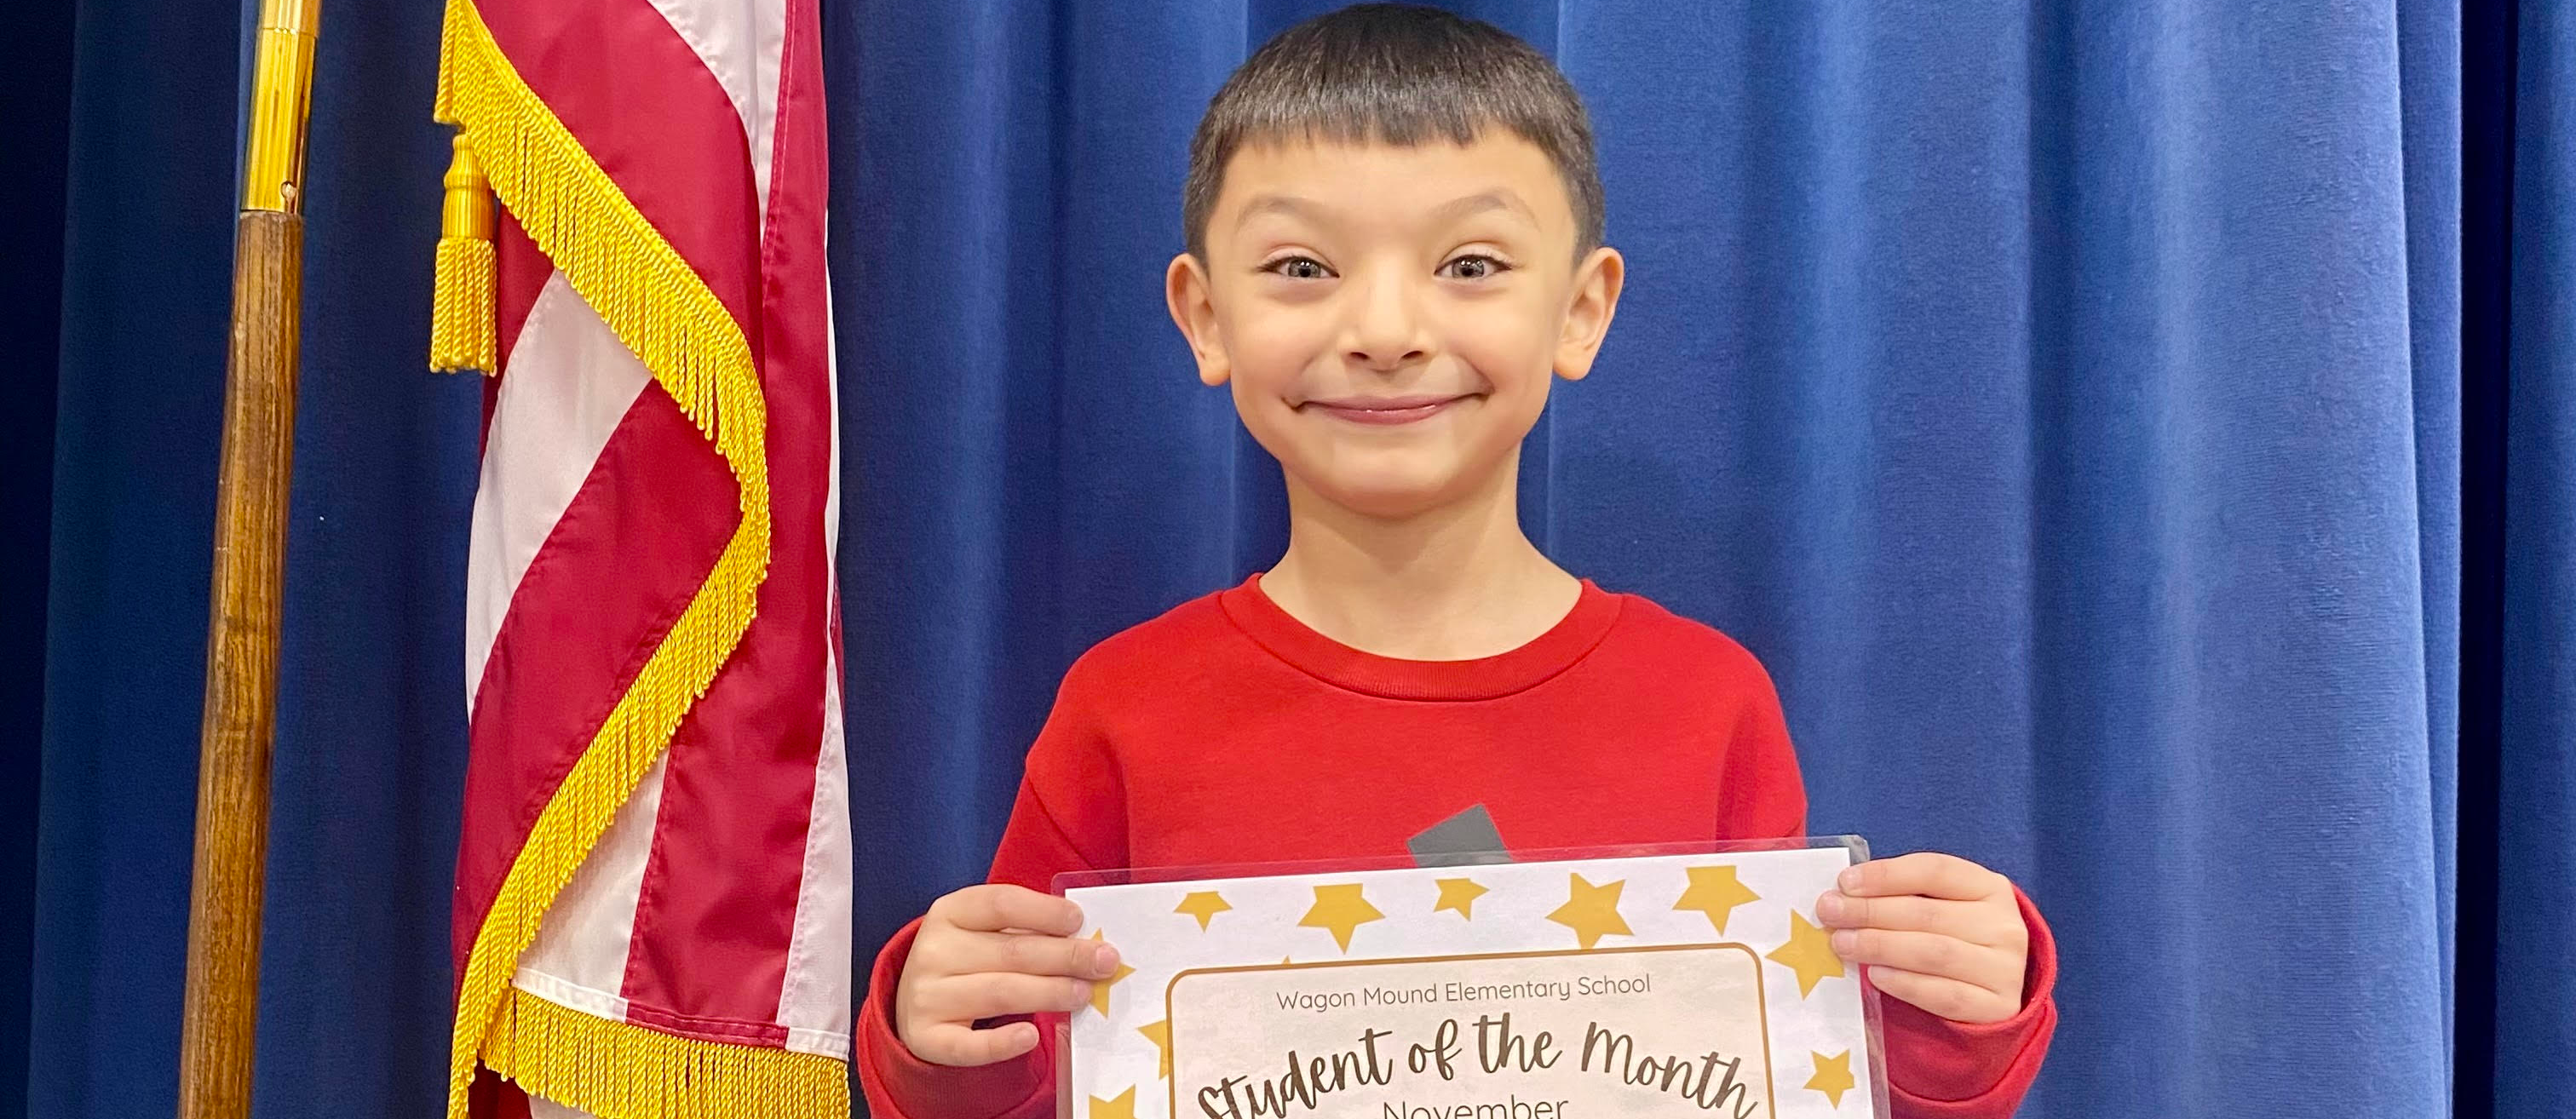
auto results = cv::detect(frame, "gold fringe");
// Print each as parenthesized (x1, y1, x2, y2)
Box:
(485, 988, 848, 1119)
(434, 1, 791, 1116)
(431, 236, 497, 374)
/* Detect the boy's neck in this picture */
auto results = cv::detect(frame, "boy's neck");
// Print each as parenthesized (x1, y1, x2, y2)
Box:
(1262, 460, 1583, 662)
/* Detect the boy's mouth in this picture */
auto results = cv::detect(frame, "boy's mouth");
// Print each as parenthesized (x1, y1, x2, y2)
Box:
(1301, 394, 1467, 427)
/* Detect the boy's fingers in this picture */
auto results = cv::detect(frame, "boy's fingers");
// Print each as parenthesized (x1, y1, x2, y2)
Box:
(921, 973, 1095, 1020)
(1864, 965, 2017, 1025)
(1813, 892, 1944, 932)
(934, 884, 1084, 936)
(1813, 892, 2026, 948)
(1837, 852, 2008, 902)
(907, 1019, 1043, 1068)
(1828, 927, 2015, 993)
(962, 930, 1123, 979)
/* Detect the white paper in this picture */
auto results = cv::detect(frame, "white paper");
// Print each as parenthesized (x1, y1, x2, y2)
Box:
(1065, 845, 1883, 1119)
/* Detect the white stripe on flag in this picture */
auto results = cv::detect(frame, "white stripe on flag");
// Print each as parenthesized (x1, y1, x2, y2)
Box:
(527, 1095, 597, 1119)
(515, 752, 670, 1008)
(464, 274, 653, 712)
(775, 651, 853, 1058)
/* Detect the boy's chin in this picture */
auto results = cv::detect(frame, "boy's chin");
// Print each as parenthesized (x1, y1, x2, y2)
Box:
(1295, 465, 1498, 522)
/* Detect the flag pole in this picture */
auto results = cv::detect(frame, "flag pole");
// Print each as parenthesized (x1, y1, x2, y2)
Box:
(176, 2, 320, 1116)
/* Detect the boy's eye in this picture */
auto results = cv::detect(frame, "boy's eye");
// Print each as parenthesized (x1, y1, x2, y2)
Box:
(1261, 255, 1335, 280)
(1439, 254, 1509, 281)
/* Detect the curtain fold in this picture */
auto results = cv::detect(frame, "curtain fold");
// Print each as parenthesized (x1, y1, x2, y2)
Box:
(2487, 4, 2573, 1114)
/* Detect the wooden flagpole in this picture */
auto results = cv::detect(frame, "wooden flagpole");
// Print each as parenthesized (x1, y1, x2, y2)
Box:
(176, 1, 320, 1116)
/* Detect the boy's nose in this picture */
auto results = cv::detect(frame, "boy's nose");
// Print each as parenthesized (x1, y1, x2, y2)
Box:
(1343, 271, 1429, 372)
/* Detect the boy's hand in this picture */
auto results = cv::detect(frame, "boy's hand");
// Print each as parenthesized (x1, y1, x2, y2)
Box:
(1814, 852, 2028, 1024)
(895, 884, 1124, 1066)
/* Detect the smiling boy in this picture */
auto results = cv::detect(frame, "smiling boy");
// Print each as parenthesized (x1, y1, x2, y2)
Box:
(859, 7, 2058, 1117)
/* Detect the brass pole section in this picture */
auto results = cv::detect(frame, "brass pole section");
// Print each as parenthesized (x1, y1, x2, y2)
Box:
(178, 2, 321, 1116)
(241, 0, 320, 213)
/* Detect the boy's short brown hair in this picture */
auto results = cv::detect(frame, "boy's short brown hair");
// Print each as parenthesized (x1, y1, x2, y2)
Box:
(1182, 3, 1606, 258)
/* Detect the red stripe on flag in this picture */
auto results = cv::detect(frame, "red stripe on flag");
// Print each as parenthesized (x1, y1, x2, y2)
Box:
(451, 383, 739, 977)
(471, 1070, 532, 1119)
(475, 0, 762, 336)
(495, 211, 552, 367)
(622, 1001, 792, 1047)
(480, 213, 554, 453)
(618, 0, 836, 1030)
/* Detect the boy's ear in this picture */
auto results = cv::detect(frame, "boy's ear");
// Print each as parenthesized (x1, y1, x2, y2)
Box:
(1166, 252, 1231, 387)
(1553, 245, 1625, 382)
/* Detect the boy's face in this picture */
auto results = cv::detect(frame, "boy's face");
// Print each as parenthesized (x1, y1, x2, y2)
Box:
(1168, 134, 1623, 520)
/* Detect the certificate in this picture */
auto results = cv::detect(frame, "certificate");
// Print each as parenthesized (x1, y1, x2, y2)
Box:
(1060, 841, 1887, 1119)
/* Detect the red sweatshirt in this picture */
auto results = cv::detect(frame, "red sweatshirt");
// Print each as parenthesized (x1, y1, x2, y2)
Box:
(860, 577, 2058, 1118)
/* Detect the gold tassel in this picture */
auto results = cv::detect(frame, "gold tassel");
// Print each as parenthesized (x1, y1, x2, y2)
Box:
(429, 131, 497, 374)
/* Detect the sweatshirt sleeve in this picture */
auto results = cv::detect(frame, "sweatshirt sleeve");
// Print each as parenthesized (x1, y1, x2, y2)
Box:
(855, 674, 1130, 1119)
(1717, 647, 1808, 842)
(1881, 887, 2060, 1118)
(855, 914, 1055, 1119)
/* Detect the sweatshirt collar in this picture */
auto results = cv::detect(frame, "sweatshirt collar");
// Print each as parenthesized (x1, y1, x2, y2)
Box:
(1216, 573, 1624, 702)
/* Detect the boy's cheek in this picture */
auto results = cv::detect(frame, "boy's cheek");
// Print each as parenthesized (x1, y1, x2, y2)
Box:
(1221, 303, 1334, 369)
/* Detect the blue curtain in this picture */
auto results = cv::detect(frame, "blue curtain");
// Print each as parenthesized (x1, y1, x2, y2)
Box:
(0, 2, 75, 1116)
(2476, 3, 2574, 1114)
(13, 2, 2568, 1117)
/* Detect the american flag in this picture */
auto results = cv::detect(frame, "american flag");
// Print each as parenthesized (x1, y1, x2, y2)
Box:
(431, 0, 848, 1114)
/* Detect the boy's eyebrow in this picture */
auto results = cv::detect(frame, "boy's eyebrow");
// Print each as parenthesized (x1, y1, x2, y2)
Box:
(1429, 189, 1534, 226)
(1235, 194, 1323, 229)
(1232, 190, 1538, 233)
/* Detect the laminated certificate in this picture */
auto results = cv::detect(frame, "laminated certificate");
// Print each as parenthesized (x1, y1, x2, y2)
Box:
(1059, 841, 1887, 1119)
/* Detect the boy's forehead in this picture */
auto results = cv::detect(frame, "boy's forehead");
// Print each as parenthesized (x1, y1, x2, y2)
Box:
(1211, 133, 1575, 238)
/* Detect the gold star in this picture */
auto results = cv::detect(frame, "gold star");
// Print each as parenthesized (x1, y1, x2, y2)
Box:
(1086, 930, 1136, 1016)
(1767, 910, 1845, 997)
(1089, 1086, 1136, 1119)
(1175, 891, 1233, 931)
(1546, 874, 1631, 950)
(1806, 1050, 1855, 1108)
(1298, 884, 1385, 952)
(1137, 1019, 1172, 1079)
(1434, 877, 1490, 920)
(1673, 864, 1762, 935)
